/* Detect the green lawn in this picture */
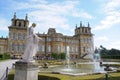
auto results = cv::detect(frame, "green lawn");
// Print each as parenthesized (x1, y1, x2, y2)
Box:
(0, 59, 10, 62)
(8, 70, 120, 80)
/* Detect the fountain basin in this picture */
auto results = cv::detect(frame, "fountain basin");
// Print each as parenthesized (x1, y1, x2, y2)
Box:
(39, 62, 118, 76)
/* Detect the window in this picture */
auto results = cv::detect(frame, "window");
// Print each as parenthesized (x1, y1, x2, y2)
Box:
(19, 22, 21, 27)
(11, 43, 14, 51)
(22, 34, 26, 40)
(58, 38, 62, 41)
(48, 37, 51, 41)
(13, 33, 16, 40)
(18, 33, 21, 40)
(41, 38, 45, 42)
(17, 44, 20, 52)
(22, 44, 25, 52)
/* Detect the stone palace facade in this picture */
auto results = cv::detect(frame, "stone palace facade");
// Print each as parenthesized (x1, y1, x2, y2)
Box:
(0, 13, 94, 59)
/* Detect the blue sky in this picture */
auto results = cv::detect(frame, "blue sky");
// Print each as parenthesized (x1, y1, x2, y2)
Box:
(0, 0, 120, 50)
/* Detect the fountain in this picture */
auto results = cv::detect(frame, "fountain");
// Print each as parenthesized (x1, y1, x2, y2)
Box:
(40, 43, 117, 76)
(66, 46, 70, 68)
(58, 46, 74, 72)
(49, 46, 105, 76)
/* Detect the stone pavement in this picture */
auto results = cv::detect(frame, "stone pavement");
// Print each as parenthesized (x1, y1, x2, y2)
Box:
(0, 59, 18, 80)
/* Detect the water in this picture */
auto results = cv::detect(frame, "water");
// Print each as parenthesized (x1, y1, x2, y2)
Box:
(40, 43, 118, 75)
(40, 63, 105, 75)
(60, 45, 103, 75)
(53, 45, 105, 75)
(66, 46, 70, 68)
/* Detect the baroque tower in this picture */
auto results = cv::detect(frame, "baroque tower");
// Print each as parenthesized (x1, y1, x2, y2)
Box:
(8, 13, 29, 58)
(74, 21, 94, 59)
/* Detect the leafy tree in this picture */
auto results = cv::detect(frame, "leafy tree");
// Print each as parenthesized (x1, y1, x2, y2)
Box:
(99, 45, 120, 59)
(51, 52, 66, 60)
(0, 53, 10, 60)
(51, 52, 58, 60)
(59, 52, 66, 60)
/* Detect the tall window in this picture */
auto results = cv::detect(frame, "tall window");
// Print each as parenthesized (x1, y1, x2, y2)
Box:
(22, 44, 25, 52)
(18, 33, 21, 40)
(13, 33, 16, 40)
(19, 22, 21, 27)
(41, 38, 45, 42)
(22, 34, 26, 40)
(11, 43, 14, 51)
(17, 44, 20, 52)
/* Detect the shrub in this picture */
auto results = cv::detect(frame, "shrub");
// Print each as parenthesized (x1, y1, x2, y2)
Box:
(0, 53, 10, 60)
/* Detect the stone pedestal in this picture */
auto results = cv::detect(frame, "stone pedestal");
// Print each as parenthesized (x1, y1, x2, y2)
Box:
(14, 61, 39, 80)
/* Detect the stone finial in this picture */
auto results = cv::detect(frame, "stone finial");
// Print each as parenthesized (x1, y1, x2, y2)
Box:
(80, 21, 82, 27)
(25, 14, 28, 20)
(76, 24, 77, 29)
(88, 22, 90, 27)
(13, 12, 16, 19)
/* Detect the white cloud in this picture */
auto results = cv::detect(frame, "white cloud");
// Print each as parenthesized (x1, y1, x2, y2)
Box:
(72, 10, 94, 19)
(106, 41, 120, 50)
(8, 0, 93, 35)
(94, 36, 120, 50)
(95, 36, 109, 42)
(0, 18, 9, 31)
(93, 0, 120, 31)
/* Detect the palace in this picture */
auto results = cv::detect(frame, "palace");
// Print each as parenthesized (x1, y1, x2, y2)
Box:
(0, 13, 94, 59)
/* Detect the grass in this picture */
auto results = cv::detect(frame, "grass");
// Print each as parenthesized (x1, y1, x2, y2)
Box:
(38, 72, 120, 80)
(8, 70, 120, 80)
(8, 59, 120, 80)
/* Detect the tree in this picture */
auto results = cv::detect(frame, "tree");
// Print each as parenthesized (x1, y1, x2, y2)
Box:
(60, 52, 66, 60)
(99, 45, 120, 59)
(51, 52, 58, 60)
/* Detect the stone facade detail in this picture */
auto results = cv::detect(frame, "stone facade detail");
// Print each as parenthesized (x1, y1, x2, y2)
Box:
(0, 13, 94, 59)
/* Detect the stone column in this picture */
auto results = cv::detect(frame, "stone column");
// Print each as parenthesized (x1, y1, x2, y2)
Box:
(14, 61, 39, 80)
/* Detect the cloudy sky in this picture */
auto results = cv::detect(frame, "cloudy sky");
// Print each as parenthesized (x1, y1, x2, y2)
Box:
(0, 0, 120, 50)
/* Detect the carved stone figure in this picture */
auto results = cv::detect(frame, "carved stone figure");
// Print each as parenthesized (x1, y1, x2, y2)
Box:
(22, 23, 40, 62)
